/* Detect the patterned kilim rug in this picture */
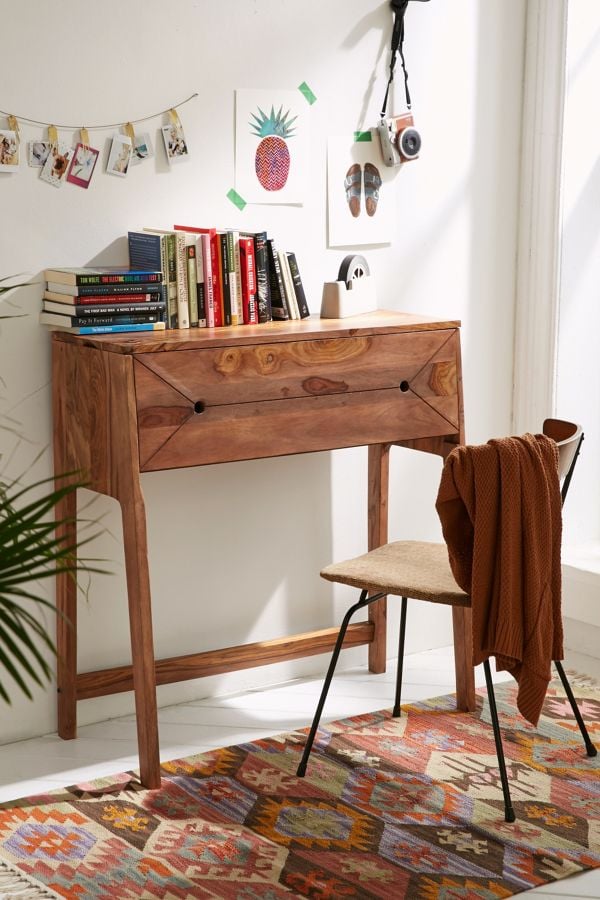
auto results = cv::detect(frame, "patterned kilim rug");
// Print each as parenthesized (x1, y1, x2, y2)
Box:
(0, 677, 598, 899)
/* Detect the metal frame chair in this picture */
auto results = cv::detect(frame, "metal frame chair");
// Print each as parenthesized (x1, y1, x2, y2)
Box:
(296, 419, 597, 822)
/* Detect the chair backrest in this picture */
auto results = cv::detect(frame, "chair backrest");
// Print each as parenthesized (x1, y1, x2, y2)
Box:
(542, 418, 583, 505)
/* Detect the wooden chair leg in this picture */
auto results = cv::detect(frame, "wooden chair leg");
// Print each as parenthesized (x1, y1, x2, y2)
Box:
(453, 606, 476, 711)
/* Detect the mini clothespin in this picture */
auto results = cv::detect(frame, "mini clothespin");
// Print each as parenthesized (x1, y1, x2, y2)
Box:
(80, 127, 90, 149)
(48, 125, 58, 147)
(168, 108, 182, 133)
(124, 122, 135, 146)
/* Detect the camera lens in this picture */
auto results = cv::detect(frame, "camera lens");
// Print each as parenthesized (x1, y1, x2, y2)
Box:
(398, 127, 421, 159)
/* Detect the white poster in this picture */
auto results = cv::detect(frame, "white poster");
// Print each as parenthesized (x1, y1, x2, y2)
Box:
(327, 133, 395, 247)
(235, 89, 309, 205)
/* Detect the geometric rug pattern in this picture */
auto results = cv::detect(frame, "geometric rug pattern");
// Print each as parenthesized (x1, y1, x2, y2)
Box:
(0, 677, 598, 899)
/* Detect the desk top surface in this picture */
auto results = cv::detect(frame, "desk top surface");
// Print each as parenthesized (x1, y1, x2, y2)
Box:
(52, 310, 461, 355)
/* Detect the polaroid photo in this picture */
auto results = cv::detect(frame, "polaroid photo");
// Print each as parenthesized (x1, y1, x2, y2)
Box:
(28, 141, 52, 168)
(130, 132, 154, 166)
(161, 123, 189, 165)
(66, 142, 100, 188)
(107, 134, 132, 177)
(0, 130, 20, 171)
(39, 142, 74, 188)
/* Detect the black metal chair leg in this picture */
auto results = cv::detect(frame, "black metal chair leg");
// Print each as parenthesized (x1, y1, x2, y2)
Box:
(297, 589, 384, 777)
(483, 659, 516, 823)
(554, 660, 598, 757)
(392, 597, 408, 717)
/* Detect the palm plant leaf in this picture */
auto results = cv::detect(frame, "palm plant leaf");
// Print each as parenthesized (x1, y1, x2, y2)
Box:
(0, 473, 106, 703)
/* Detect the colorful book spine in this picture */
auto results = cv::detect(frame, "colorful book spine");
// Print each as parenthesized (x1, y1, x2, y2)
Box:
(286, 252, 310, 319)
(172, 231, 190, 329)
(194, 239, 207, 327)
(186, 244, 199, 327)
(43, 299, 166, 317)
(278, 249, 300, 319)
(226, 230, 242, 326)
(266, 239, 289, 320)
(200, 234, 215, 328)
(239, 237, 258, 325)
(218, 233, 231, 326)
(46, 282, 164, 297)
(44, 289, 162, 304)
(174, 226, 222, 326)
(40, 312, 163, 327)
(253, 232, 272, 323)
(128, 230, 175, 327)
(40, 320, 166, 334)
(45, 268, 161, 285)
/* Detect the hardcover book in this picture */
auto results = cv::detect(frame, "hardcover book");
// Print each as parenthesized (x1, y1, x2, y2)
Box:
(200, 233, 215, 328)
(253, 232, 272, 323)
(38, 318, 166, 334)
(143, 229, 189, 329)
(128, 230, 176, 327)
(266, 239, 289, 320)
(43, 299, 166, 317)
(278, 249, 300, 320)
(40, 312, 163, 328)
(46, 281, 163, 298)
(44, 288, 162, 304)
(239, 236, 258, 325)
(185, 244, 199, 327)
(218, 233, 232, 327)
(44, 266, 161, 286)
(286, 252, 310, 319)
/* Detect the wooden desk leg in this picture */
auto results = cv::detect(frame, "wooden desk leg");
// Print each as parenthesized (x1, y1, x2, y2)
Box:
(56, 487, 77, 739)
(367, 443, 390, 673)
(453, 606, 476, 711)
(120, 491, 161, 789)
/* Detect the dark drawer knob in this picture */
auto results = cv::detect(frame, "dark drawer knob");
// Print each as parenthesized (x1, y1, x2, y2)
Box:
(194, 401, 206, 414)
(399, 381, 410, 393)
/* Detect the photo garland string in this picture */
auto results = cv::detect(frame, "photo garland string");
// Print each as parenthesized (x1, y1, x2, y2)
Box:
(0, 93, 197, 189)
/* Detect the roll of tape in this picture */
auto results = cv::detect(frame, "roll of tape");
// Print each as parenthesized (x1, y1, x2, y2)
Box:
(338, 254, 370, 286)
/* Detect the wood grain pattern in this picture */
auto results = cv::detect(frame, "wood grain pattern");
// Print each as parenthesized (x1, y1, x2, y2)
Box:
(52, 310, 461, 355)
(368, 444, 390, 674)
(75, 622, 374, 699)
(134, 330, 455, 408)
(139, 389, 458, 472)
(53, 342, 79, 739)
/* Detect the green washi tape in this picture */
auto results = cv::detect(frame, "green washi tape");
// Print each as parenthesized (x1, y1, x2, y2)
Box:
(298, 82, 317, 105)
(354, 131, 372, 142)
(227, 188, 246, 211)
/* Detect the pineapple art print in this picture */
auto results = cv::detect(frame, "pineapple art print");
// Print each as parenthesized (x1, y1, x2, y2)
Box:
(250, 105, 296, 191)
(235, 89, 309, 204)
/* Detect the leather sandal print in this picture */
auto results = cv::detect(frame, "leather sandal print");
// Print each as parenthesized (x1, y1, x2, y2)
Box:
(344, 163, 361, 217)
(364, 162, 382, 217)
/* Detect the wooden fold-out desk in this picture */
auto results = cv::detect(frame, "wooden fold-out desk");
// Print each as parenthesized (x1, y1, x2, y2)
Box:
(52, 310, 474, 788)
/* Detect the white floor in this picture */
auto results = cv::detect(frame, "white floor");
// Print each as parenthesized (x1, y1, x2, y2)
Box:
(0, 645, 598, 899)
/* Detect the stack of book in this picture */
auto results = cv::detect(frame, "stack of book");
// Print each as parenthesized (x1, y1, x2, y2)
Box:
(128, 226, 310, 330)
(40, 267, 167, 335)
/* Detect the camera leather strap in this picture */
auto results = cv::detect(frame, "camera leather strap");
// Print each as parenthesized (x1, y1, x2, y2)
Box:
(380, 0, 427, 120)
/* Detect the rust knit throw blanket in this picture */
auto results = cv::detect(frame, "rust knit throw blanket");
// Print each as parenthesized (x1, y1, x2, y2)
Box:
(436, 433, 563, 725)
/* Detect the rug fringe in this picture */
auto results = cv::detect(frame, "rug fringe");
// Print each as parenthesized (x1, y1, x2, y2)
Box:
(0, 860, 60, 899)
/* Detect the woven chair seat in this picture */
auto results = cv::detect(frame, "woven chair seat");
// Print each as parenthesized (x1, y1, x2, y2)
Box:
(320, 540, 470, 607)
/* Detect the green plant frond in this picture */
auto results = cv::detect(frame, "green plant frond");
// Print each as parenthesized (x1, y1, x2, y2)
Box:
(0, 620, 49, 690)
(0, 644, 35, 701)
(0, 596, 59, 650)
(0, 608, 54, 674)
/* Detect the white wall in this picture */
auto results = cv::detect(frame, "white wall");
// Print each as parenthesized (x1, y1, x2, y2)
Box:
(0, 0, 525, 744)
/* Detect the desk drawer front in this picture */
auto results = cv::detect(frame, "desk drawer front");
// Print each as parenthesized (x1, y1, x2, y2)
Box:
(135, 329, 460, 470)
